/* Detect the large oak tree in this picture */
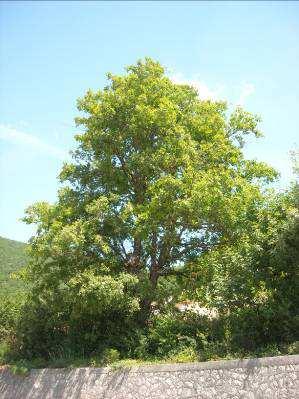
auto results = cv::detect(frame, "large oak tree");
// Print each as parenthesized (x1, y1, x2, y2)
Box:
(24, 58, 276, 320)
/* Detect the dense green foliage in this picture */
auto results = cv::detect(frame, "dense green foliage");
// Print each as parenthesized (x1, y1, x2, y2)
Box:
(0, 236, 27, 294)
(1, 59, 298, 368)
(183, 186, 299, 348)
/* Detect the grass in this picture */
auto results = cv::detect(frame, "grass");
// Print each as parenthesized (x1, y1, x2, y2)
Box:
(2, 341, 298, 375)
(6, 355, 197, 374)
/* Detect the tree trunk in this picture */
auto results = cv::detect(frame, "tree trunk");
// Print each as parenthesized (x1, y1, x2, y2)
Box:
(137, 232, 160, 325)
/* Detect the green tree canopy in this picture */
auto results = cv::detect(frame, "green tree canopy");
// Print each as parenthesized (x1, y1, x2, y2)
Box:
(23, 58, 276, 318)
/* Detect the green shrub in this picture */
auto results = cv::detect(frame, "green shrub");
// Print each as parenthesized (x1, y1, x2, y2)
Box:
(168, 346, 198, 363)
(144, 311, 210, 358)
(227, 302, 298, 351)
(0, 293, 24, 342)
(10, 359, 30, 376)
(102, 348, 120, 364)
(285, 341, 299, 355)
(0, 341, 11, 365)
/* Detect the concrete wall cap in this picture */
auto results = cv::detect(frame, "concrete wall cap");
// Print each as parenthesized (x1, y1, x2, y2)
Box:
(4, 354, 296, 376)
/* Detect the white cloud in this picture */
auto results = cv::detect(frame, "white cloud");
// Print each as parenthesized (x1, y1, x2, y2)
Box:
(236, 83, 255, 107)
(0, 124, 67, 160)
(170, 72, 255, 107)
(170, 73, 225, 101)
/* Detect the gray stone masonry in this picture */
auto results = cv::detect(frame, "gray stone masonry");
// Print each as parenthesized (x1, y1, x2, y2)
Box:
(0, 354, 298, 398)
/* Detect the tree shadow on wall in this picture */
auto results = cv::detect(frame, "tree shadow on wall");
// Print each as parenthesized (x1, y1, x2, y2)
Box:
(0, 366, 131, 399)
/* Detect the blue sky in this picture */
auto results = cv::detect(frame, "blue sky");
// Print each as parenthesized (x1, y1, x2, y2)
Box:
(0, 1, 298, 242)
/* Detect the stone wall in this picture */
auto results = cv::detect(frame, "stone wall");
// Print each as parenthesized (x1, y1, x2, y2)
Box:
(0, 354, 298, 399)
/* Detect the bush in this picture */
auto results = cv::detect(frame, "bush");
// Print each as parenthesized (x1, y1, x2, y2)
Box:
(143, 311, 211, 358)
(227, 302, 298, 351)
(0, 293, 24, 342)
(102, 348, 120, 364)
(286, 341, 299, 355)
(10, 359, 30, 376)
(168, 347, 198, 363)
(0, 341, 11, 365)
